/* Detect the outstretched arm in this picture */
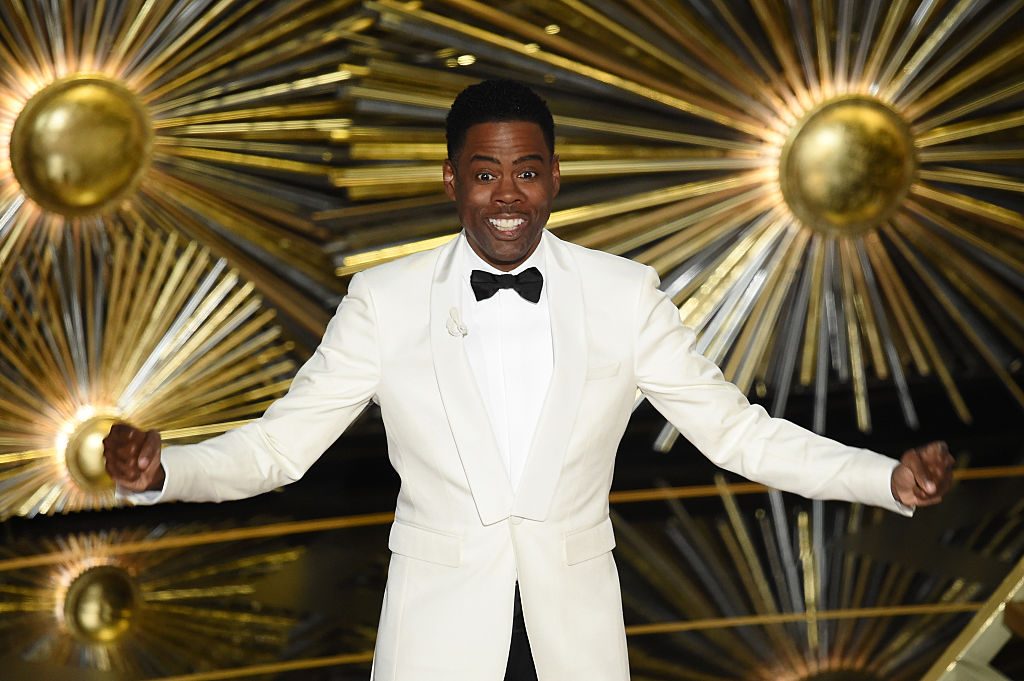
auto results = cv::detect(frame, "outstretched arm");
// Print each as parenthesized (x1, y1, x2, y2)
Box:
(106, 272, 381, 504)
(633, 267, 952, 513)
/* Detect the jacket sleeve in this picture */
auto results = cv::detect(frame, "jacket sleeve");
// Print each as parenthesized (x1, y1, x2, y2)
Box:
(122, 271, 381, 504)
(633, 266, 910, 515)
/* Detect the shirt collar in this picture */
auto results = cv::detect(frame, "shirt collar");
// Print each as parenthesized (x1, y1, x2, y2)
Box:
(459, 229, 548, 277)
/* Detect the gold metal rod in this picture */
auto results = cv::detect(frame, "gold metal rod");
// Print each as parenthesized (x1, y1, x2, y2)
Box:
(142, 651, 375, 681)
(909, 197, 1019, 272)
(798, 511, 819, 651)
(888, 222, 1024, 407)
(839, 241, 871, 431)
(143, 0, 357, 102)
(861, 0, 912, 89)
(917, 145, 1024, 163)
(864, 232, 970, 419)
(626, 602, 982, 636)
(131, 0, 264, 86)
(904, 35, 1024, 123)
(873, 0, 939, 99)
(680, 212, 782, 331)
(108, 0, 164, 75)
(618, 187, 774, 259)
(900, 0, 1024, 114)
(799, 236, 826, 386)
(916, 109, 1024, 147)
(0, 512, 396, 572)
(813, 0, 833, 97)
(748, 0, 810, 106)
(918, 167, 1024, 193)
(644, 196, 773, 275)
(616, 0, 786, 118)
(861, 233, 930, 375)
(910, 183, 1024, 234)
(845, 238, 889, 380)
(731, 228, 810, 392)
(159, 420, 256, 441)
(154, 103, 344, 129)
(897, 217, 1024, 350)
(710, 0, 802, 119)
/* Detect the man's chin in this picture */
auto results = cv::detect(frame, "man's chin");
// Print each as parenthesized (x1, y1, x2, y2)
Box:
(481, 247, 531, 270)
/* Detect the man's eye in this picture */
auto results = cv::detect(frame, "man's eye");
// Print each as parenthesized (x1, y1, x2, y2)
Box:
(476, 172, 495, 182)
(519, 170, 537, 180)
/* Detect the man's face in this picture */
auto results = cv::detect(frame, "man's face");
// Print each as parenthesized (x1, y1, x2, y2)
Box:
(443, 121, 560, 272)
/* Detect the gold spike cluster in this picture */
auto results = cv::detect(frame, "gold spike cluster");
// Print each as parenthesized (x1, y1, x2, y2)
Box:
(0, 222, 295, 517)
(0, 528, 300, 675)
(0, 0, 373, 336)
(613, 476, 1024, 680)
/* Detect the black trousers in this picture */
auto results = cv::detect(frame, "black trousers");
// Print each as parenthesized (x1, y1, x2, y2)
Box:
(504, 583, 539, 681)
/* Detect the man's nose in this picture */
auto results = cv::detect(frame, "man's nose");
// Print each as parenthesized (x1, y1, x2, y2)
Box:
(493, 175, 524, 204)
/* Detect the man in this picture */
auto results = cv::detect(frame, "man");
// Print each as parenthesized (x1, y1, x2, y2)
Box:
(105, 80, 953, 681)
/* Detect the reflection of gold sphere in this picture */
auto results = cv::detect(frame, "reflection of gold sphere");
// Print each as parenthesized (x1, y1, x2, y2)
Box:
(65, 416, 119, 492)
(63, 566, 138, 644)
(780, 97, 915, 235)
(9, 75, 152, 216)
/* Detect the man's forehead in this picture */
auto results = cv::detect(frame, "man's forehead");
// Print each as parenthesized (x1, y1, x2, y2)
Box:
(460, 121, 550, 157)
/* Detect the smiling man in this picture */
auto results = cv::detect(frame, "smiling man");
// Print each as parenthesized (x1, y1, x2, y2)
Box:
(105, 79, 953, 681)
(444, 114, 559, 270)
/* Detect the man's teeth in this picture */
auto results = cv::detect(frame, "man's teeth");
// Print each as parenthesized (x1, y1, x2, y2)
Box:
(488, 218, 525, 231)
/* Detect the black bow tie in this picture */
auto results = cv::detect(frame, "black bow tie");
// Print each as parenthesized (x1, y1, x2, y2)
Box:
(470, 267, 543, 303)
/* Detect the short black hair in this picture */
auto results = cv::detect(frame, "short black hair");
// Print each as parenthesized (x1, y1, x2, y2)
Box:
(445, 79, 555, 161)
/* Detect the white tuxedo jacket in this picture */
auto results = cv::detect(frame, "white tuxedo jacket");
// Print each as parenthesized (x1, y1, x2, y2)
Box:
(149, 231, 905, 680)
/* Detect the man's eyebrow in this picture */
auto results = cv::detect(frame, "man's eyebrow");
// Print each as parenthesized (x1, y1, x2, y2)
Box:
(467, 153, 546, 164)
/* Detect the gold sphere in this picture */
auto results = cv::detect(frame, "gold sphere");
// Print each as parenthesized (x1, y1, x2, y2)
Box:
(63, 565, 138, 644)
(780, 96, 915, 235)
(9, 75, 151, 216)
(64, 415, 119, 492)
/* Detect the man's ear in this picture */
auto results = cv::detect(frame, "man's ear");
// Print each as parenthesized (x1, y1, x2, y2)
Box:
(551, 154, 561, 198)
(443, 159, 457, 200)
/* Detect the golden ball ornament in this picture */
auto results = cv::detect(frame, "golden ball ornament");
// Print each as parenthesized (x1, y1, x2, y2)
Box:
(9, 75, 152, 216)
(780, 96, 915, 235)
(64, 415, 119, 492)
(62, 565, 138, 644)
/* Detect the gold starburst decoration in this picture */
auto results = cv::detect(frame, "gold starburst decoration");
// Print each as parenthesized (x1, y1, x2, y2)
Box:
(0, 528, 300, 676)
(0, 223, 295, 518)
(0, 0, 375, 337)
(614, 477, 1024, 681)
(322, 0, 1024, 440)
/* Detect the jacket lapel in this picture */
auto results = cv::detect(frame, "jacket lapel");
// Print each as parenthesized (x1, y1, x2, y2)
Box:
(512, 233, 587, 521)
(430, 235, 514, 526)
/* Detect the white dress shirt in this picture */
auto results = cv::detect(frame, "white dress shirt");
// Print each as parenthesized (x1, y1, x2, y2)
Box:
(459, 232, 553, 491)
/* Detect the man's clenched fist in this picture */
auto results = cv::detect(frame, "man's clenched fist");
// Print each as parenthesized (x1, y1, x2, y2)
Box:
(103, 424, 165, 493)
(891, 440, 954, 508)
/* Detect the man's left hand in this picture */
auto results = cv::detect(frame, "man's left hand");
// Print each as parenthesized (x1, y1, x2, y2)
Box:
(891, 441, 954, 508)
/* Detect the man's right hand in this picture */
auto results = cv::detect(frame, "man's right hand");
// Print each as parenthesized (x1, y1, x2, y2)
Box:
(103, 424, 165, 492)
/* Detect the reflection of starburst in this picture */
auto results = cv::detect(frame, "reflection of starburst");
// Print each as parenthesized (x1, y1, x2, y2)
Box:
(0, 528, 300, 676)
(613, 476, 1024, 681)
(0, 1, 374, 337)
(321, 1, 1024, 440)
(0, 224, 295, 518)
